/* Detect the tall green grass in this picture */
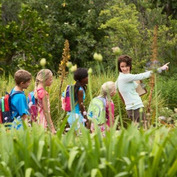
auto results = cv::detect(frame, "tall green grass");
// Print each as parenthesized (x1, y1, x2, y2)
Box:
(1, 121, 177, 176)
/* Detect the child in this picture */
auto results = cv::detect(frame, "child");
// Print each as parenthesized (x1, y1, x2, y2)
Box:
(88, 81, 116, 133)
(67, 68, 89, 129)
(35, 69, 56, 133)
(10, 69, 32, 129)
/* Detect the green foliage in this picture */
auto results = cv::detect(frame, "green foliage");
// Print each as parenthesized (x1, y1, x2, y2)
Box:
(158, 75, 177, 109)
(149, 0, 177, 19)
(1, 122, 177, 176)
(0, 2, 51, 74)
(0, 0, 177, 76)
(24, 0, 108, 70)
(99, 0, 177, 73)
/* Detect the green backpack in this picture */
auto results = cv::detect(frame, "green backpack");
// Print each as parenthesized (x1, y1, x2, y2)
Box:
(87, 97, 106, 124)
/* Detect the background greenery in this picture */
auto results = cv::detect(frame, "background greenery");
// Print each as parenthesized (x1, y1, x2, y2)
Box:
(0, 0, 176, 73)
(0, 0, 177, 108)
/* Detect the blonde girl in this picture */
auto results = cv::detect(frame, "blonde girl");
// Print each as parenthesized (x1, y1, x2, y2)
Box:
(100, 81, 116, 127)
(90, 81, 116, 133)
(35, 69, 56, 133)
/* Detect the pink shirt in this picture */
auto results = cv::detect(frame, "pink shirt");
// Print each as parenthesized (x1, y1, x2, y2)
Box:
(37, 88, 55, 132)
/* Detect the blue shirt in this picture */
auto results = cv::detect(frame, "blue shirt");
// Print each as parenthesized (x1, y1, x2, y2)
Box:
(10, 88, 29, 119)
(67, 87, 86, 127)
(74, 87, 85, 114)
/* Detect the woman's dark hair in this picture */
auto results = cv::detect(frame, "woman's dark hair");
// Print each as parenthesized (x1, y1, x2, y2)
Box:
(73, 68, 88, 101)
(118, 55, 132, 72)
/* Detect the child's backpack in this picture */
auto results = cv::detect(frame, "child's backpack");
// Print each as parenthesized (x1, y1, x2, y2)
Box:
(61, 85, 74, 112)
(87, 97, 107, 125)
(0, 91, 22, 124)
(27, 91, 38, 122)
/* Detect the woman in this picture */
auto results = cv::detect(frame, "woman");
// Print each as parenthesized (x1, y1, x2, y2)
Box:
(115, 55, 169, 122)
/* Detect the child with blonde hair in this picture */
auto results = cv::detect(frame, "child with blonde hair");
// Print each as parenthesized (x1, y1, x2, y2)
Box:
(35, 69, 56, 133)
(88, 81, 116, 133)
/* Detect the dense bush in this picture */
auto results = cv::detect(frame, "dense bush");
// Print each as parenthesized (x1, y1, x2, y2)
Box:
(158, 74, 177, 110)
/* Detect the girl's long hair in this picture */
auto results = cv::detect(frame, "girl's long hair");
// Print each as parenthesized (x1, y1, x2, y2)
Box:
(73, 68, 88, 102)
(34, 69, 53, 97)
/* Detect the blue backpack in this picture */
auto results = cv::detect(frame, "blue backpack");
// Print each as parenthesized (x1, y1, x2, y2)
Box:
(27, 91, 38, 122)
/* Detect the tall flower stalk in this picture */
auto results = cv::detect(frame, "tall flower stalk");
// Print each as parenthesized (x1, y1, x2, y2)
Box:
(58, 40, 71, 100)
(88, 68, 93, 101)
(112, 47, 122, 76)
(147, 25, 158, 127)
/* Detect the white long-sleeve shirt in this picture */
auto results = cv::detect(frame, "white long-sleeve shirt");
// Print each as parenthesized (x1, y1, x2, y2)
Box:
(115, 71, 152, 110)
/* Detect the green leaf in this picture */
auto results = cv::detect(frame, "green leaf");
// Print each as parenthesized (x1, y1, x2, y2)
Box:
(37, 140, 45, 161)
(167, 158, 177, 177)
(25, 168, 33, 177)
(115, 172, 129, 177)
(68, 147, 79, 169)
(91, 168, 102, 177)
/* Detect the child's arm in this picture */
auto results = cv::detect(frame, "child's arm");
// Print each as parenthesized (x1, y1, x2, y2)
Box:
(42, 94, 56, 134)
(78, 90, 88, 120)
(21, 114, 27, 120)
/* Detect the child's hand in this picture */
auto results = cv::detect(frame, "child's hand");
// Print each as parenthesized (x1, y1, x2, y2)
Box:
(160, 62, 170, 71)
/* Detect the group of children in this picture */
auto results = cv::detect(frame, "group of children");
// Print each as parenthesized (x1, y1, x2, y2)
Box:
(3, 55, 169, 134)
(5, 67, 116, 134)
(64, 68, 116, 133)
(7, 69, 56, 133)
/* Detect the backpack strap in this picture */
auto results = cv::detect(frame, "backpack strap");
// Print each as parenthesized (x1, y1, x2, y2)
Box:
(1, 97, 5, 112)
(97, 97, 107, 109)
(9, 90, 23, 97)
(28, 93, 32, 102)
(36, 88, 45, 92)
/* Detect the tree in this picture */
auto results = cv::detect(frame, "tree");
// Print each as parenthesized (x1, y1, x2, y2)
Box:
(0, 3, 51, 73)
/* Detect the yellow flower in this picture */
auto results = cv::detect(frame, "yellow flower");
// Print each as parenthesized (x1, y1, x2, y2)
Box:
(112, 47, 121, 55)
(70, 64, 77, 72)
(40, 58, 46, 67)
(139, 108, 143, 113)
(66, 62, 72, 68)
(93, 52, 103, 62)
(174, 108, 177, 113)
(88, 68, 93, 74)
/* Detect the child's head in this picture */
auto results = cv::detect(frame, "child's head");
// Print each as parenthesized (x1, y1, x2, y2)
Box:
(118, 55, 132, 72)
(73, 68, 88, 101)
(100, 81, 116, 98)
(14, 69, 32, 89)
(36, 69, 53, 87)
(74, 68, 88, 86)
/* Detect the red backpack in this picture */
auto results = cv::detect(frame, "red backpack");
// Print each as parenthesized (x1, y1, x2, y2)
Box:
(0, 91, 22, 124)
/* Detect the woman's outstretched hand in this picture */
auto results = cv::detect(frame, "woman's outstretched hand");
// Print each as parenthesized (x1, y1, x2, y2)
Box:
(160, 62, 170, 71)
